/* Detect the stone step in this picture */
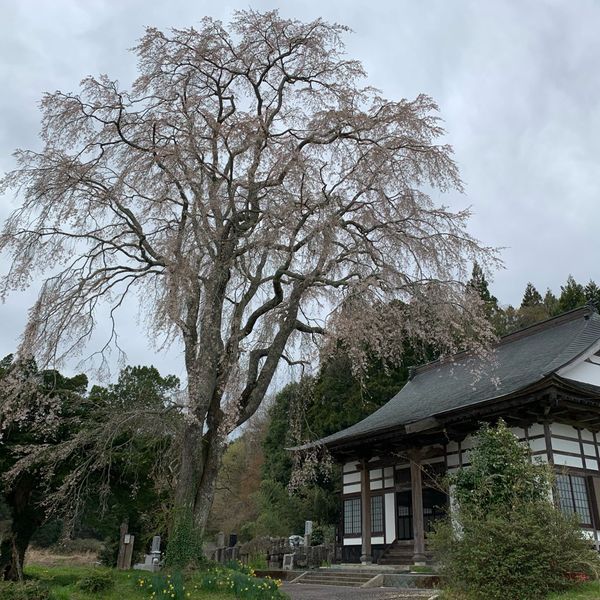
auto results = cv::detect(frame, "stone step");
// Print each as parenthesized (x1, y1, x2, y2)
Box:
(301, 574, 374, 582)
(297, 570, 380, 587)
(297, 578, 367, 587)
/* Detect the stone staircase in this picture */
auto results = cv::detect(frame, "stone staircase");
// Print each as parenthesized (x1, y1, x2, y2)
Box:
(378, 540, 434, 566)
(293, 569, 379, 587)
(289, 567, 440, 594)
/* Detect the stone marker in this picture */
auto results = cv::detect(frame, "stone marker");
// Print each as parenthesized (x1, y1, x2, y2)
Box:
(133, 535, 162, 572)
(282, 553, 294, 570)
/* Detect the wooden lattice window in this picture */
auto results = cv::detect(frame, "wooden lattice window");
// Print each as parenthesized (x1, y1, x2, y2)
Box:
(344, 497, 361, 535)
(371, 495, 384, 534)
(556, 474, 592, 527)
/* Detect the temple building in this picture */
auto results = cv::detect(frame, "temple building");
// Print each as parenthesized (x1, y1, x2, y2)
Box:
(312, 306, 600, 565)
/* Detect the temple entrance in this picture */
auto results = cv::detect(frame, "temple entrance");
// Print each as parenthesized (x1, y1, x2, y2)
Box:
(396, 487, 447, 540)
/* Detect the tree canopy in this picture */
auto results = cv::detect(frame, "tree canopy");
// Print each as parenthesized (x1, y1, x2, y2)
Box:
(0, 10, 495, 558)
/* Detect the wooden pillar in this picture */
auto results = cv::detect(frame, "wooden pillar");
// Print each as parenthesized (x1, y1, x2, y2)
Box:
(410, 457, 426, 565)
(116, 521, 128, 570)
(360, 459, 372, 565)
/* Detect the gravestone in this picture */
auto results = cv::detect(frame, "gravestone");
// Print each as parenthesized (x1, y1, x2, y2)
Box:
(133, 535, 162, 572)
(304, 520, 313, 547)
(282, 553, 294, 570)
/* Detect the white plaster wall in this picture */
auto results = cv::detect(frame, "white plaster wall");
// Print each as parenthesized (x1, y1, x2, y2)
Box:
(343, 471, 361, 484)
(385, 492, 395, 543)
(551, 423, 579, 438)
(529, 423, 545, 437)
(529, 437, 548, 453)
(343, 483, 361, 494)
(344, 537, 362, 546)
(551, 438, 580, 454)
(561, 361, 600, 387)
(553, 454, 584, 469)
(369, 468, 382, 480)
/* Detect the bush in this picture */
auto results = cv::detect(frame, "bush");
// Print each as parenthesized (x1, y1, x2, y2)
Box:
(431, 420, 600, 600)
(433, 502, 600, 600)
(78, 569, 115, 593)
(0, 581, 50, 600)
(310, 525, 324, 546)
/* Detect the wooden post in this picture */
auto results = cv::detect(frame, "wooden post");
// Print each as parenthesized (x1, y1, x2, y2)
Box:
(360, 459, 372, 565)
(123, 534, 135, 570)
(116, 521, 128, 570)
(410, 457, 426, 565)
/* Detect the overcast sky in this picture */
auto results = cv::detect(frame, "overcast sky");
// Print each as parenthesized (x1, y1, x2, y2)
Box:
(1, 0, 599, 381)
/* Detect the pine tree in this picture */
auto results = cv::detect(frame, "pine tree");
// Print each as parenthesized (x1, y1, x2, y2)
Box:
(520, 283, 543, 308)
(558, 275, 586, 313)
(468, 262, 499, 319)
(543, 289, 560, 316)
(584, 280, 600, 312)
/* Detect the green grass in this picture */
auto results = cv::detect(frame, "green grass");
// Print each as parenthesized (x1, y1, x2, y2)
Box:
(22, 565, 266, 600)
(548, 581, 600, 599)
(438, 582, 600, 600)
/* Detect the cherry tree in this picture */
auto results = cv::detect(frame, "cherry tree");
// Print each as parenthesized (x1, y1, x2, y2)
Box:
(0, 10, 496, 556)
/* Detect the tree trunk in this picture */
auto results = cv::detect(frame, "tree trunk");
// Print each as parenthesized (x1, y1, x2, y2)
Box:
(0, 529, 30, 581)
(193, 429, 225, 533)
(173, 420, 204, 512)
(1, 475, 41, 581)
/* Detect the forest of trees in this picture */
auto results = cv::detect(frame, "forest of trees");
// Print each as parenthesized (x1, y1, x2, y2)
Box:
(207, 270, 600, 542)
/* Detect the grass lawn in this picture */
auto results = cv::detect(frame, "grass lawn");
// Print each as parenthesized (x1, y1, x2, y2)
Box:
(548, 581, 600, 599)
(21, 565, 284, 600)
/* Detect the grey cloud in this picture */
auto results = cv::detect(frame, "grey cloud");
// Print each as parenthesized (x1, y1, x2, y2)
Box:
(1, 0, 599, 376)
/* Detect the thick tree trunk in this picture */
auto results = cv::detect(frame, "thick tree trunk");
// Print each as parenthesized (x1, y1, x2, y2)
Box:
(0, 528, 30, 581)
(1, 475, 41, 581)
(173, 421, 204, 512)
(168, 413, 226, 565)
(193, 430, 225, 533)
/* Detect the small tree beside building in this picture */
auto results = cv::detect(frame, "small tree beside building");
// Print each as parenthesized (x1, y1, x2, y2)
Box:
(432, 420, 600, 600)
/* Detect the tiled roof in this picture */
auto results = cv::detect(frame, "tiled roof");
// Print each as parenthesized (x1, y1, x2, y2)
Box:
(311, 306, 600, 448)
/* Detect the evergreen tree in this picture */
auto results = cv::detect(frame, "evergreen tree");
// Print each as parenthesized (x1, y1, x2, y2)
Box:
(520, 283, 543, 308)
(584, 280, 600, 312)
(468, 262, 499, 319)
(543, 289, 560, 317)
(558, 275, 586, 312)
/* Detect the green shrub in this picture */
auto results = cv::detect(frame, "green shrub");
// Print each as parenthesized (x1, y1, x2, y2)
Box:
(247, 553, 268, 570)
(0, 581, 50, 600)
(77, 569, 115, 593)
(433, 502, 600, 600)
(98, 536, 118, 566)
(431, 421, 600, 600)
(310, 525, 325, 545)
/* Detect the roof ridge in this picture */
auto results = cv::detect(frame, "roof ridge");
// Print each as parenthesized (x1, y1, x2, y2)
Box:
(412, 305, 596, 377)
(497, 305, 594, 345)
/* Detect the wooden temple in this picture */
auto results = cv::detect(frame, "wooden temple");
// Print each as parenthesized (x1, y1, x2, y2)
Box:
(309, 306, 600, 565)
